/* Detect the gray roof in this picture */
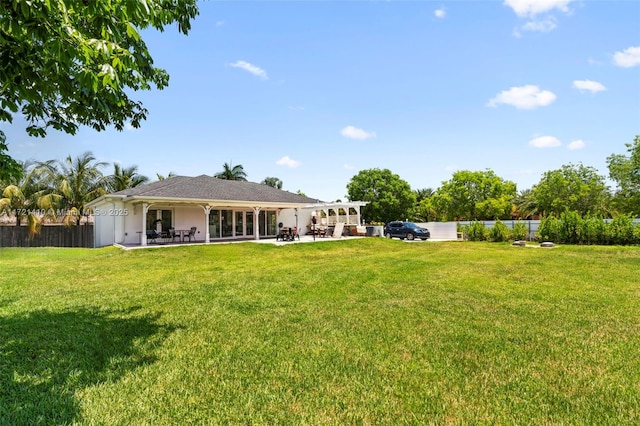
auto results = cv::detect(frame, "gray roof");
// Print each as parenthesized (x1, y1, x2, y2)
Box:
(109, 175, 322, 204)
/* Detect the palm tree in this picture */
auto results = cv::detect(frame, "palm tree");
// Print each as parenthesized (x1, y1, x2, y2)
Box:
(261, 176, 283, 189)
(414, 187, 435, 203)
(513, 189, 539, 219)
(0, 161, 53, 235)
(215, 162, 247, 181)
(44, 152, 108, 225)
(108, 164, 149, 192)
(156, 171, 176, 181)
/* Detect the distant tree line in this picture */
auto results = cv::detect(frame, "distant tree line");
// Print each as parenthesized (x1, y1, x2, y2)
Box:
(347, 135, 640, 224)
(0, 156, 289, 234)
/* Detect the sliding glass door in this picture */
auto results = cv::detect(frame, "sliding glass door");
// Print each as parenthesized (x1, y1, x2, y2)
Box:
(208, 209, 273, 239)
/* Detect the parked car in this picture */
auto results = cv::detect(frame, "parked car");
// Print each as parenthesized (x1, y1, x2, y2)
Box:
(384, 221, 431, 240)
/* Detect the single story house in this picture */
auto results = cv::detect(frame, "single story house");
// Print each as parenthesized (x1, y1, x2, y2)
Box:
(87, 175, 367, 247)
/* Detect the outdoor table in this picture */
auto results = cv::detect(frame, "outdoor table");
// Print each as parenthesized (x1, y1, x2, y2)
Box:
(174, 230, 190, 241)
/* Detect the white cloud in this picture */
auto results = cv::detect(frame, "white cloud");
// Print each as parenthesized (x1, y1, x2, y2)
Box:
(504, 0, 575, 17)
(276, 156, 301, 168)
(124, 122, 138, 131)
(487, 85, 557, 109)
(434, 8, 446, 19)
(519, 17, 557, 33)
(343, 164, 356, 170)
(572, 80, 606, 93)
(229, 60, 268, 79)
(340, 125, 376, 140)
(216, 21, 225, 27)
(613, 46, 640, 68)
(567, 139, 585, 150)
(529, 136, 562, 148)
(445, 165, 458, 172)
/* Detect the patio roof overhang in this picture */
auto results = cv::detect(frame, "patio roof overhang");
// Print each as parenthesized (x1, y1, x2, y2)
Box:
(87, 194, 316, 210)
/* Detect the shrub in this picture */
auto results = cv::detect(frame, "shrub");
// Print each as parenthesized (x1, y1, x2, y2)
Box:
(489, 220, 511, 242)
(634, 222, 640, 244)
(580, 217, 608, 245)
(466, 221, 488, 241)
(607, 215, 635, 245)
(559, 210, 582, 244)
(512, 221, 529, 241)
(537, 216, 560, 242)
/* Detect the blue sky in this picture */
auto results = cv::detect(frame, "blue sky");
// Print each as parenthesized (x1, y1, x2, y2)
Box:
(6, 0, 640, 202)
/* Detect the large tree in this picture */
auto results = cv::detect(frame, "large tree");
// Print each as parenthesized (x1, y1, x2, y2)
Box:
(0, 0, 198, 137)
(0, 132, 21, 183)
(107, 164, 149, 192)
(531, 163, 610, 217)
(261, 177, 283, 189)
(0, 0, 198, 168)
(0, 160, 52, 234)
(430, 170, 517, 221)
(607, 135, 640, 215)
(43, 152, 108, 225)
(215, 163, 247, 181)
(346, 168, 415, 224)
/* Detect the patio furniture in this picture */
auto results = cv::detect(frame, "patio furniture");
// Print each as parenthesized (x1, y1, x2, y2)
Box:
(163, 228, 179, 242)
(183, 226, 197, 242)
(332, 222, 344, 238)
(146, 230, 161, 243)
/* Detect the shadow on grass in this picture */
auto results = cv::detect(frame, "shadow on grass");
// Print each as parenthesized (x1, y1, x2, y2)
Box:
(0, 307, 175, 425)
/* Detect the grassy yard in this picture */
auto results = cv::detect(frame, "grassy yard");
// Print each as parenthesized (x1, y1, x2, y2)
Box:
(1, 239, 639, 424)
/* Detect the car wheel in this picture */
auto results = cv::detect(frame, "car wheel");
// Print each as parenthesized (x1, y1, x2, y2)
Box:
(385, 232, 393, 239)
(406, 233, 415, 241)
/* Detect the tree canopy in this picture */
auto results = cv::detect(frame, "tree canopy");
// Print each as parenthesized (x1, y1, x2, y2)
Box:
(346, 168, 415, 224)
(429, 170, 517, 221)
(0, 0, 198, 139)
(261, 177, 283, 189)
(531, 163, 610, 217)
(0, 132, 21, 182)
(607, 135, 640, 215)
(215, 163, 247, 181)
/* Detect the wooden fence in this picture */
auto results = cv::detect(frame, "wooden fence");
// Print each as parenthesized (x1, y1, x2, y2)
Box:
(0, 225, 94, 248)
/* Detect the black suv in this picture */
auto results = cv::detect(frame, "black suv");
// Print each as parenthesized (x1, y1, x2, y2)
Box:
(384, 221, 431, 241)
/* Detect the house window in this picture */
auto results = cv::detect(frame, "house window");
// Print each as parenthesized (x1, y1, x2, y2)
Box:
(246, 211, 254, 236)
(147, 209, 172, 231)
(235, 211, 244, 236)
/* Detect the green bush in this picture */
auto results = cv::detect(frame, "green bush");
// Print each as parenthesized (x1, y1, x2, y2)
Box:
(559, 210, 583, 244)
(512, 221, 529, 241)
(466, 221, 488, 241)
(580, 217, 608, 245)
(489, 220, 511, 242)
(537, 216, 560, 242)
(634, 222, 640, 244)
(607, 215, 635, 245)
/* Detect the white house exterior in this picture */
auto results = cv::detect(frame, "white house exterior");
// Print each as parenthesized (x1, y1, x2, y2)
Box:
(87, 175, 366, 247)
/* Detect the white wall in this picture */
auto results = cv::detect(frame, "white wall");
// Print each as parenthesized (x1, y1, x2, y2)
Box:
(415, 222, 458, 240)
(277, 209, 302, 233)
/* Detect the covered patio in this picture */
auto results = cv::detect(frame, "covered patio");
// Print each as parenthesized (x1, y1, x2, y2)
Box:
(87, 175, 368, 248)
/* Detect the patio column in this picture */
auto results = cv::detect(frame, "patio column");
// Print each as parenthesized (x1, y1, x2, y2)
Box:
(141, 202, 149, 246)
(253, 207, 261, 240)
(201, 205, 211, 243)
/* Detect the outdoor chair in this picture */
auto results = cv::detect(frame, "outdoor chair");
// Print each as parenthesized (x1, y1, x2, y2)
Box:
(166, 228, 179, 242)
(183, 226, 197, 242)
(146, 229, 160, 243)
(332, 222, 344, 238)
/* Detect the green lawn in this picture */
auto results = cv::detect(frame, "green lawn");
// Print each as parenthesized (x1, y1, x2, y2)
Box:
(1, 239, 639, 424)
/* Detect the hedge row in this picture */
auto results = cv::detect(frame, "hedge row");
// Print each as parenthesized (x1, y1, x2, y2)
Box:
(461, 213, 640, 245)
